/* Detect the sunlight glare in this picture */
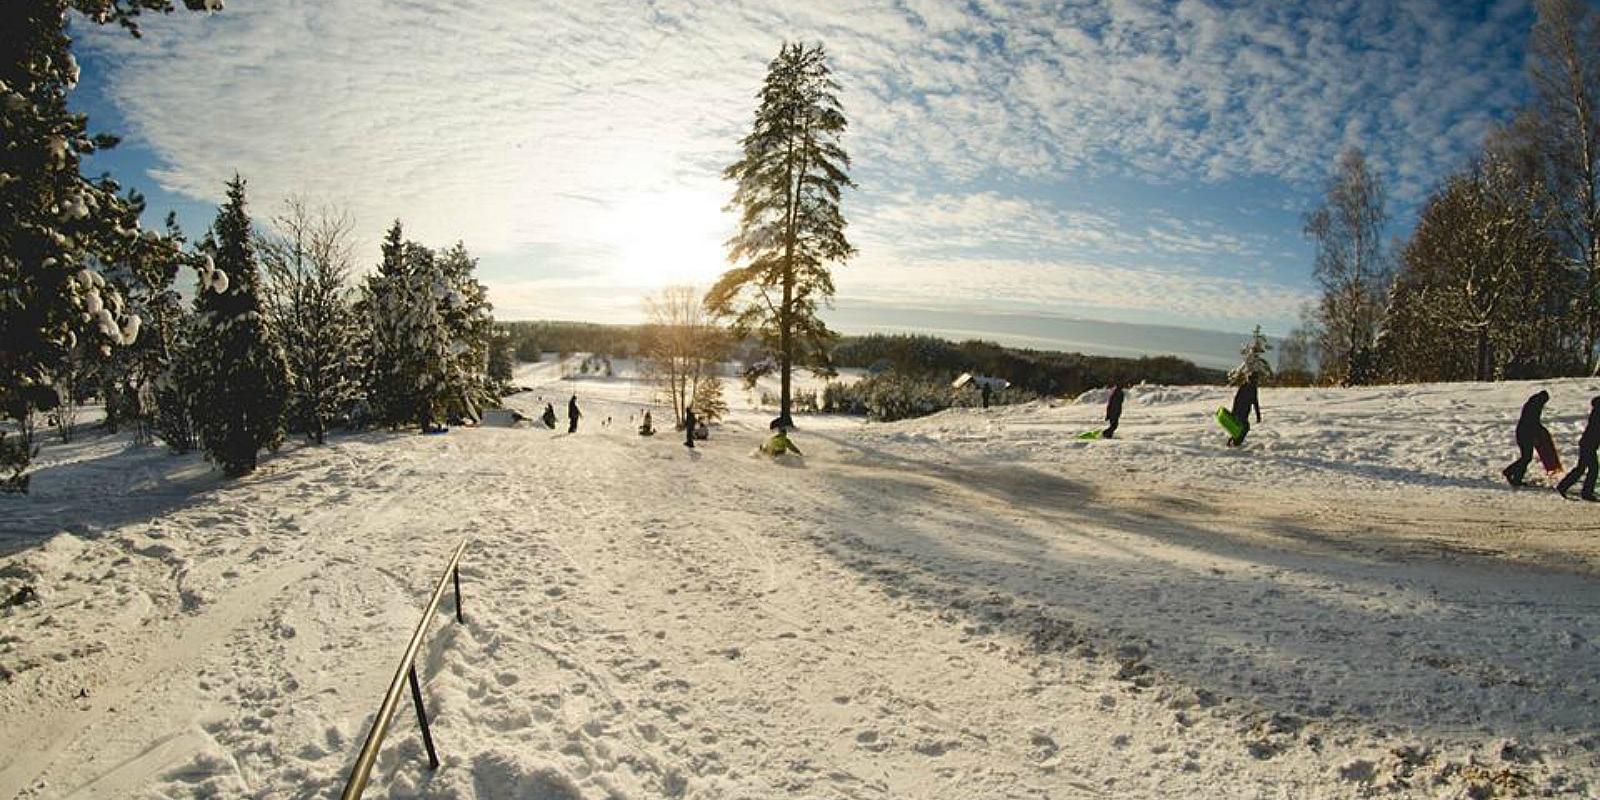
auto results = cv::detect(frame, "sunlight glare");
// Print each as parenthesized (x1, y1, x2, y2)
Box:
(610, 189, 729, 288)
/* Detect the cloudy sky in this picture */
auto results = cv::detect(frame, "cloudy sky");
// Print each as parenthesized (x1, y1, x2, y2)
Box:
(72, 0, 1537, 365)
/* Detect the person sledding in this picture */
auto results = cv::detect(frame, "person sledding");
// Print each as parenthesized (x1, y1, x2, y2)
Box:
(639, 410, 655, 436)
(540, 403, 557, 429)
(762, 427, 802, 457)
(1503, 390, 1551, 487)
(1557, 396, 1600, 501)
(1225, 372, 1261, 447)
(1104, 382, 1124, 439)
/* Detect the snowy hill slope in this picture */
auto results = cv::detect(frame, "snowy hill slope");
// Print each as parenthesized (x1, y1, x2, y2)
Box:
(1, 367, 1597, 798)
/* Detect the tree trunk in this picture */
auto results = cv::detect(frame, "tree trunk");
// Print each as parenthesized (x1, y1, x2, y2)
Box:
(779, 274, 793, 428)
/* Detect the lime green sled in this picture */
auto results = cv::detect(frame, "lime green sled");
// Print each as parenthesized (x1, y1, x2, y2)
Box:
(1216, 407, 1244, 440)
(1076, 430, 1102, 440)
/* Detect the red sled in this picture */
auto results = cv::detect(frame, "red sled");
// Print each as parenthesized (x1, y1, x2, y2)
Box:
(1536, 428, 1563, 474)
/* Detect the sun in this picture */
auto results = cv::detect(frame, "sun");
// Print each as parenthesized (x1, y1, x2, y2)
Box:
(611, 189, 729, 289)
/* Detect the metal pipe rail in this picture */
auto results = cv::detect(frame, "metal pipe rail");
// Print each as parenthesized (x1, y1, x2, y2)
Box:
(340, 537, 469, 800)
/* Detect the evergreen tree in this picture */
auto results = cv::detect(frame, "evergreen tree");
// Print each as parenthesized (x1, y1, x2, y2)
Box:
(361, 221, 418, 428)
(189, 176, 287, 476)
(434, 241, 496, 423)
(1, 1, 213, 490)
(708, 41, 855, 429)
(487, 329, 515, 395)
(1228, 325, 1274, 385)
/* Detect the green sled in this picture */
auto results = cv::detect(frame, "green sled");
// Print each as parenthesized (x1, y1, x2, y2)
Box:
(1076, 429, 1102, 440)
(1216, 407, 1243, 440)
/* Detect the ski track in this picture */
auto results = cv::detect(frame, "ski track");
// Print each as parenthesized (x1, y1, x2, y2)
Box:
(1, 364, 1598, 798)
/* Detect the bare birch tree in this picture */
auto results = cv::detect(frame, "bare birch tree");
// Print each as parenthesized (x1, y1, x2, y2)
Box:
(1304, 147, 1390, 385)
(642, 286, 727, 427)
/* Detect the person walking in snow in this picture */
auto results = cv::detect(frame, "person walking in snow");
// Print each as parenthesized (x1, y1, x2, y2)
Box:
(1228, 373, 1261, 447)
(1557, 396, 1600, 501)
(683, 407, 697, 449)
(1503, 390, 1551, 487)
(567, 395, 581, 434)
(980, 381, 993, 409)
(1104, 382, 1125, 439)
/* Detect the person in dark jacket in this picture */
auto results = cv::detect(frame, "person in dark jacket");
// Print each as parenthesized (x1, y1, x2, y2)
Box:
(980, 382, 993, 409)
(683, 407, 697, 449)
(567, 395, 581, 434)
(639, 410, 655, 436)
(1557, 396, 1600, 500)
(1228, 373, 1261, 447)
(1104, 383, 1125, 439)
(541, 403, 557, 429)
(1503, 390, 1551, 487)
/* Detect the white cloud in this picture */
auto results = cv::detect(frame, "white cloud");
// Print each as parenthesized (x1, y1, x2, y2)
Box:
(77, 0, 1526, 330)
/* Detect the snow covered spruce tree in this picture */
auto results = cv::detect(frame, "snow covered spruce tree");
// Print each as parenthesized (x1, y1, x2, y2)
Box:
(1304, 147, 1391, 386)
(434, 241, 497, 423)
(2, 1, 215, 490)
(361, 222, 417, 428)
(1228, 325, 1273, 385)
(708, 41, 855, 430)
(189, 177, 287, 476)
(361, 224, 495, 430)
(262, 199, 360, 444)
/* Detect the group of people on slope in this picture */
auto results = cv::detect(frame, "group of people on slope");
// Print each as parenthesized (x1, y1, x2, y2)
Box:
(1098, 378, 1600, 497)
(1097, 372, 1263, 447)
(1504, 390, 1600, 500)
(534, 395, 582, 433)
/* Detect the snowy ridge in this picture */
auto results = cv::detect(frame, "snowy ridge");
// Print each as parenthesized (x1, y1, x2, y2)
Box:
(1, 367, 1598, 797)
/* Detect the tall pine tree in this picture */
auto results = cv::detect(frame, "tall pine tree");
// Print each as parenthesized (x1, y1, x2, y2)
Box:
(190, 176, 287, 476)
(708, 41, 855, 429)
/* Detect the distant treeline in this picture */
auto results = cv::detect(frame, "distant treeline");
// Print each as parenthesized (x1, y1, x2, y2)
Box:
(498, 322, 1224, 396)
(831, 334, 1224, 396)
(499, 321, 645, 361)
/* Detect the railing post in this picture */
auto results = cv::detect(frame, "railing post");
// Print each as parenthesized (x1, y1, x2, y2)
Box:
(408, 665, 440, 770)
(453, 565, 464, 624)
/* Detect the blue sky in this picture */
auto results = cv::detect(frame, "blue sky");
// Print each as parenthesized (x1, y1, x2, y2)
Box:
(71, 0, 1539, 366)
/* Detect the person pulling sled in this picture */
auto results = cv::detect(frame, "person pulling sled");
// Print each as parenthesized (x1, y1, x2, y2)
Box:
(1227, 373, 1261, 447)
(1503, 390, 1550, 487)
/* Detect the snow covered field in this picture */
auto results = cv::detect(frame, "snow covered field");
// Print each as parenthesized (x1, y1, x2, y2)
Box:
(3, 360, 1599, 798)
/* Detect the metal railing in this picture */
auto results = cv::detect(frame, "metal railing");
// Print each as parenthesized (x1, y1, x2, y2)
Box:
(340, 537, 469, 800)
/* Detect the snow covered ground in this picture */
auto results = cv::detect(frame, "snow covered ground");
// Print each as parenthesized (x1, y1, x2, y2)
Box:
(2, 359, 1599, 798)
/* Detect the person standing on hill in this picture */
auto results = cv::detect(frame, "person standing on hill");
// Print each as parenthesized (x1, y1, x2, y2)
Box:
(980, 381, 993, 409)
(1228, 373, 1261, 447)
(567, 395, 581, 434)
(683, 407, 697, 449)
(1557, 396, 1600, 501)
(1104, 383, 1125, 439)
(1503, 390, 1551, 487)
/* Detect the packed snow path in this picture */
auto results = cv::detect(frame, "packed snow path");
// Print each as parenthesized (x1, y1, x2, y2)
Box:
(2, 369, 1599, 798)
